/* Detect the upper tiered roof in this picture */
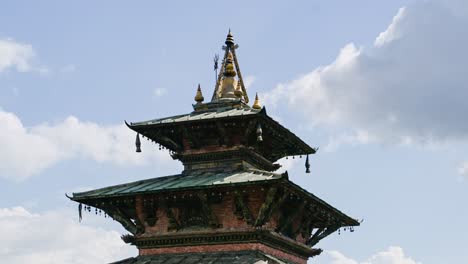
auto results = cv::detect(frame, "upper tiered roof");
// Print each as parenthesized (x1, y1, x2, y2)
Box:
(126, 31, 316, 173)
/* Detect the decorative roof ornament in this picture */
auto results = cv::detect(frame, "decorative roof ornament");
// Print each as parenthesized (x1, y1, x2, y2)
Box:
(252, 93, 261, 109)
(305, 154, 311, 173)
(225, 29, 234, 45)
(223, 52, 236, 77)
(234, 80, 243, 98)
(135, 133, 142, 153)
(211, 30, 250, 103)
(194, 84, 204, 103)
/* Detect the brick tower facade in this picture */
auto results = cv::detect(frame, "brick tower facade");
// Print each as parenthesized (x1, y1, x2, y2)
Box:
(69, 31, 359, 264)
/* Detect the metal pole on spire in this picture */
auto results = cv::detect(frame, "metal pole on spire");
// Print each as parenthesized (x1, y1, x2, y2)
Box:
(213, 54, 219, 86)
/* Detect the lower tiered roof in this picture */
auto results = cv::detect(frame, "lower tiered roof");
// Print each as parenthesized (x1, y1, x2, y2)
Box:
(112, 250, 288, 264)
(71, 169, 359, 227)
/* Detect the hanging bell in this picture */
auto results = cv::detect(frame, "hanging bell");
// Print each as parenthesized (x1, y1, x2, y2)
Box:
(78, 203, 83, 222)
(256, 123, 263, 142)
(305, 154, 311, 173)
(135, 133, 142, 153)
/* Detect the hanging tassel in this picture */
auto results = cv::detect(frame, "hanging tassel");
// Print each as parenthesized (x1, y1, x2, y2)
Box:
(135, 133, 142, 153)
(305, 154, 311, 173)
(78, 203, 83, 222)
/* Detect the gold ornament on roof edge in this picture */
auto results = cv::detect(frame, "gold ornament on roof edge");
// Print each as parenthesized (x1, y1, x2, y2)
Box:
(194, 84, 204, 103)
(252, 93, 261, 109)
(234, 81, 244, 98)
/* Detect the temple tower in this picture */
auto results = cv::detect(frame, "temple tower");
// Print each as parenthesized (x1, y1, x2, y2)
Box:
(69, 31, 359, 264)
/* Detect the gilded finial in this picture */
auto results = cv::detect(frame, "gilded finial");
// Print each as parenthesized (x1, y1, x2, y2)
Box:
(225, 29, 234, 46)
(223, 52, 236, 77)
(234, 81, 243, 98)
(252, 93, 261, 109)
(194, 84, 204, 103)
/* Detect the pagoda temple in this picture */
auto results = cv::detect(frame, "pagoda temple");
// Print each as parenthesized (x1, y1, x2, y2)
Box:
(69, 31, 359, 264)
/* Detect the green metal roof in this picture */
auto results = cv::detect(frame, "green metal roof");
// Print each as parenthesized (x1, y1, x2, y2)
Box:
(71, 169, 359, 226)
(72, 169, 284, 200)
(129, 107, 260, 127)
(111, 250, 289, 264)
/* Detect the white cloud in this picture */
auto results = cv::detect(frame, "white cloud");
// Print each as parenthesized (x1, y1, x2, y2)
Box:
(0, 109, 173, 181)
(244, 75, 256, 90)
(266, 1, 468, 147)
(457, 161, 468, 178)
(0, 206, 136, 264)
(0, 38, 34, 72)
(325, 250, 358, 264)
(375, 8, 407, 47)
(153, 87, 167, 97)
(323, 247, 421, 264)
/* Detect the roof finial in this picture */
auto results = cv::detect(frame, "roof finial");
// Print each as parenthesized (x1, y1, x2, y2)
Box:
(252, 93, 261, 109)
(225, 29, 234, 46)
(194, 84, 204, 103)
(234, 80, 244, 98)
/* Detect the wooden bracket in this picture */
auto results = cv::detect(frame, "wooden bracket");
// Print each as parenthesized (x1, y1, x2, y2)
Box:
(306, 226, 340, 247)
(243, 119, 257, 145)
(278, 200, 307, 236)
(234, 191, 254, 225)
(255, 187, 288, 227)
(216, 121, 229, 146)
(181, 126, 201, 149)
(199, 193, 220, 228)
(105, 207, 138, 235)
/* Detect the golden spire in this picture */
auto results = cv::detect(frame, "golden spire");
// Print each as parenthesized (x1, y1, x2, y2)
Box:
(223, 51, 236, 77)
(194, 84, 204, 103)
(252, 93, 261, 109)
(211, 30, 249, 103)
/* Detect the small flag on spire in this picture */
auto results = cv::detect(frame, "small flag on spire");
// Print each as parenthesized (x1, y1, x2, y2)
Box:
(214, 54, 219, 72)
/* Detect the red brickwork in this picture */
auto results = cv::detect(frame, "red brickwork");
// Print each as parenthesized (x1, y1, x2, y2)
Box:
(139, 243, 307, 264)
(140, 187, 276, 235)
(134, 187, 314, 263)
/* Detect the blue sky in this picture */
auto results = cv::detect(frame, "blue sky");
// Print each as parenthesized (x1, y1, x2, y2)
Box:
(1, 1, 467, 263)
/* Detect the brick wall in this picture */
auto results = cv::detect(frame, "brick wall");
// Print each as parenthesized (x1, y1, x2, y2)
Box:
(139, 243, 307, 264)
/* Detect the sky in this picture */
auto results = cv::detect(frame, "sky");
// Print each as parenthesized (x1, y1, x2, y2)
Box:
(0, 0, 467, 263)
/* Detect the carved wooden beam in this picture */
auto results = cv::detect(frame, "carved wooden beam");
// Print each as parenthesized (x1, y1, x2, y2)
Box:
(199, 193, 220, 228)
(265, 190, 289, 223)
(158, 135, 181, 151)
(306, 226, 340, 247)
(181, 125, 201, 149)
(254, 187, 289, 227)
(216, 121, 229, 146)
(242, 119, 257, 145)
(296, 213, 314, 239)
(105, 207, 137, 235)
(278, 200, 307, 235)
(254, 186, 277, 226)
(143, 201, 158, 227)
(234, 191, 253, 225)
(165, 203, 179, 232)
